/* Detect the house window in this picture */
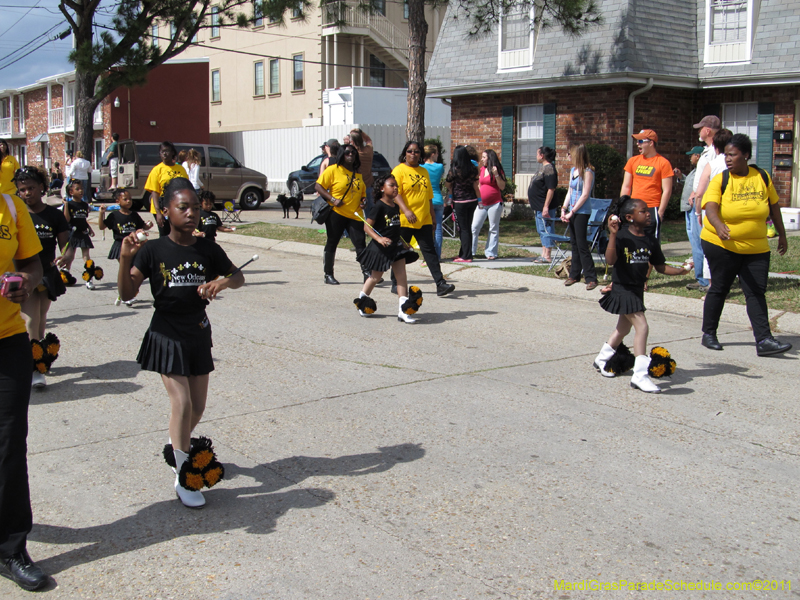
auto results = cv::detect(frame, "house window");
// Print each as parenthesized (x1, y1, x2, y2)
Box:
(403, 0, 408, 19)
(517, 104, 543, 173)
(498, 7, 533, 71)
(170, 21, 177, 39)
(722, 102, 758, 163)
(211, 7, 220, 38)
(292, 3, 303, 18)
(254, 61, 265, 96)
(211, 69, 221, 102)
(705, 0, 756, 64)
(269, 59, 280, 94)
(253, 1, 263, 27)
(374, 0, 386, 16)
(151, 24, 158, 47)
(94, 139, 104, 169)
(292, 54, 304, 91)
(369, 55, 386, 87)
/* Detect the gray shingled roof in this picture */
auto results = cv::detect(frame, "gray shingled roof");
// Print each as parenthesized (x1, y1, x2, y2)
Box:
(427, 0, 799, 94)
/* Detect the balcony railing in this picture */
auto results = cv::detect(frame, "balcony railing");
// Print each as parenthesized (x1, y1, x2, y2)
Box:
(93, 104, 103, 126)
(323, 1, 409, 62)
(65, 105, 75, 130)
(48, 107, 64, 131)
(0, 117, 10, 136)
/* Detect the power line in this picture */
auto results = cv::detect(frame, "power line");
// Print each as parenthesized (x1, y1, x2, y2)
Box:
(0, 28, 70, 72)
(0, 0, 42, 38)
(0, 22, 61, 65)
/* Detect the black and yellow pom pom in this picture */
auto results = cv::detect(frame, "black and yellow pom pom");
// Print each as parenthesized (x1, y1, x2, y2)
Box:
(605, 342, 635, 375)
(94, 267, 104, 281)
(35, 362, 48, 374)
(31, 340, 44, 362)
(83, 260, 103, 282)
(648, 347, 676, 378)
(85, 259, 94, 269)
(177, 437, 225, 490)
(401, 286, 423, 315)
(81, 271, 90, 281)
(42, 332, 60, 361)
(60, 269, 76, 286)
(353, 296, 377, 314)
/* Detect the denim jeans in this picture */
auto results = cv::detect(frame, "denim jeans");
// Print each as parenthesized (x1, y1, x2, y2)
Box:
(471, 202, 503, 258)
(433, 203, 444, 258)
(685, 210, 708, 286)
(534, 208, 557, 249)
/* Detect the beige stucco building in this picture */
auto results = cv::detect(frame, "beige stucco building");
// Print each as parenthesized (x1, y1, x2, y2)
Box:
(171, 1, 446, 134)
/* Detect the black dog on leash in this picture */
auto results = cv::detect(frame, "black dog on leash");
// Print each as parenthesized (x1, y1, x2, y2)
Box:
(276, 192, 302, 219)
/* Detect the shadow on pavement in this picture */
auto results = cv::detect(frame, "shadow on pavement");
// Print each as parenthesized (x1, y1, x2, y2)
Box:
(30, 360, 144, 404)
(48, 311, 139, 326)
(421, 310, 498, 324)
(445, 287, 529, 299)
(30, 444, 424, 576)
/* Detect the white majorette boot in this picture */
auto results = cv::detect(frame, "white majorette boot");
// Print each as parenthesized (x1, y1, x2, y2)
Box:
(173, 449, 205, 508)
(397, 296, 416, 323)
(630, 355, 661, 393)
(593, 343, 616, 377)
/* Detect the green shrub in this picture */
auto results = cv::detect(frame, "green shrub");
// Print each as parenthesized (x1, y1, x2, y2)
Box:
(586, 143, 625, 199)
(664, 191, 683, 221)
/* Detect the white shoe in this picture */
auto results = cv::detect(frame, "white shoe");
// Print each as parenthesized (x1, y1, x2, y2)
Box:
(358, 291, 370, 317)
(173, 449, 205, 508)
(31, 372, 46, 388)
(114, 296, 121, 306)
(397, 296, 417, 323)
(593, 343, 616, 377)
(630, 355, 661, 393)
(86, 280, 95, 290)
(123, 299, 134, 306)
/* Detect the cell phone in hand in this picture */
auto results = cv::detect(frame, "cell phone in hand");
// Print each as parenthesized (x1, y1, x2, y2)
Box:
(0, 273, 23, 297)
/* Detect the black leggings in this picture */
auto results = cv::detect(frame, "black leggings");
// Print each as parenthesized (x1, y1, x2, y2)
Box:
(391, 224, 445, 287)
(324, 211, 367, 276)
(453, 201, 477, 260)
(568, 212, 597, 283)
(0, 333, 34, 557)
(702, 241, 772, 341)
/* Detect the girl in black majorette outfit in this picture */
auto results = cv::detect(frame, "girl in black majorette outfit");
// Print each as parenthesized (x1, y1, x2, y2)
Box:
(118, 177, 244, 509)
(99, 188, 153, 306)
(61, 179, 97, 289)
(593, 196, 689, 393)
(354, 174, 421, 323)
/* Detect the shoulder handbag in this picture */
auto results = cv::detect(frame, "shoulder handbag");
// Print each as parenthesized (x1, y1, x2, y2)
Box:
(311, 172, 355, 225)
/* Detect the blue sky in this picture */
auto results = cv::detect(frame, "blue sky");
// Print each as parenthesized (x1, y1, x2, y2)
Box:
(0, 1, 88, 89)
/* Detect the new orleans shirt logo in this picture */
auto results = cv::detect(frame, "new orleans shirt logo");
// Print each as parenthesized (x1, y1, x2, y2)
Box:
(34, 223, 55, 239)
(158, 261, 207, 288)
(624, 246, 651, 264)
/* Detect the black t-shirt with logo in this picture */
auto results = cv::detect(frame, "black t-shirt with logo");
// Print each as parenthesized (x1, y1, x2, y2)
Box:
(67, 200, 91, 235)
(198, 210, 223, 240)
(611, 229, 666, 287)
(133, 236, 233, 316)
(367, 200, 401, 242)
(104, 211, 146, 241)
(527, 163, 558, 212)
(30, 205, 70, 266)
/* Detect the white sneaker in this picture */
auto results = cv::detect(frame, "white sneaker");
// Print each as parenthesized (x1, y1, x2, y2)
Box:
(114, 296, 121, 306)
(86, 280, 95, 290)
(31, 372, 46, 388)
(123, 299, 134, 306)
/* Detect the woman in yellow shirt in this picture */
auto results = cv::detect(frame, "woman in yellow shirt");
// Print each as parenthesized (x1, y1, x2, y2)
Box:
(391, 141, 454, 297)
(144, 141, 188, 237)
(315, 145, 367, 285)
(700, 133, 791, 356)
(0, 141, 21, 195)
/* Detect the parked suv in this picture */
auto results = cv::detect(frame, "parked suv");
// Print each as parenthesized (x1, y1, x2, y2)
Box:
(96, 141, 270, 210)
(286, 151, 392, 196)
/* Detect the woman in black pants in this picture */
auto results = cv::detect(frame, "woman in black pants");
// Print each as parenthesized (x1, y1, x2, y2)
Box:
(444, 146, 480, 263)
(562, 144, 598, 290)
(699, 133, 791, 356)
(0, 190, 47, 591)
(315, 144, 368, 285)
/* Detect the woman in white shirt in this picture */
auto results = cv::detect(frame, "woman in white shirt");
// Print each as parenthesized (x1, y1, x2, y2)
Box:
(66, 151, 92, 203)
(182, 148, 203, 193)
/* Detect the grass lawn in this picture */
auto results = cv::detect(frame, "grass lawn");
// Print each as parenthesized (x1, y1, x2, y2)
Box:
(503, 237, 800, 314)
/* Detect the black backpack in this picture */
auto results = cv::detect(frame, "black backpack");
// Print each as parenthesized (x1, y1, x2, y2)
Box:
(720, 166, 769, 195)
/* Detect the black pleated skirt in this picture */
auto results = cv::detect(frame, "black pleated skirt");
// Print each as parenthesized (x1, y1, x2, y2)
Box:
(108, 240, 122, 260)
(69, 231, 94, 249)
(137, 311, 214, 376)
(360, 239, 419, 273)
(38, 264, 66, 301)
(599, 282, 646, 314)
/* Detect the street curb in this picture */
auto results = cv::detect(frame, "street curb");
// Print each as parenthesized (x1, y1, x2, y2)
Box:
(218, 232, 800, 336)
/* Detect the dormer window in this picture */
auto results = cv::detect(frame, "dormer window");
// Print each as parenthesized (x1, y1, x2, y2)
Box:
(498, 6, 533, 72)
(705, 0, 759, 64)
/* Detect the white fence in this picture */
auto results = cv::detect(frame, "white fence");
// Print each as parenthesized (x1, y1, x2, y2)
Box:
(212, 123, 451, 194)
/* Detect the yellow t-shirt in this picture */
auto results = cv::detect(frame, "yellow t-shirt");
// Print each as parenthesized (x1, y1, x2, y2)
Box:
(144, 162, 189, 213)
(0, 194, 43, 340)
(701, 167, 780, 254)
(316, 165, 365, 219)
(0, 155, 21, 195)
(392, 163, 433, 229)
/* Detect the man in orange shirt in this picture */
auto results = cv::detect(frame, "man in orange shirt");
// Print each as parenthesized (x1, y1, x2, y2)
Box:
(621, 129, 674, 240)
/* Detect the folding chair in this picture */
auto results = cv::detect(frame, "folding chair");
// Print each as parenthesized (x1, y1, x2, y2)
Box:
(221, 200, 242, 223)
(441, 204, 459, 238)
(546, 198, 612, 271)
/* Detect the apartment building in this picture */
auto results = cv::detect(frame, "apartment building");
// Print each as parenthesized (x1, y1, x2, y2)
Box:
(174, 0, 447, 133)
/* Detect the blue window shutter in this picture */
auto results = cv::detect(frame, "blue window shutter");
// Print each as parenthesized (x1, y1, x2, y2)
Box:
(757, 102, 774, 175)
(543, 103, 556, 149)
(501, 106, 514, 177)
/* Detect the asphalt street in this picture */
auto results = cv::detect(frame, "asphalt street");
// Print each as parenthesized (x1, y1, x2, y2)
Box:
(6, 211, 799, 599)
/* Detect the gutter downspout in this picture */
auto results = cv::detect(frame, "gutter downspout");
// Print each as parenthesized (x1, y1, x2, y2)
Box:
(627, 77, 654, 158)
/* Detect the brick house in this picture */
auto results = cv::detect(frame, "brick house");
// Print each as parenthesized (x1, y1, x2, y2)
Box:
(0, 58, 208, 175)
(426, 0, 800, 207)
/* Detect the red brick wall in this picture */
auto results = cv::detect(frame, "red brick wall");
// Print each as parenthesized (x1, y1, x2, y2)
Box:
(451, 84, 799, 206)
(25, 89, 48, 165)
(51, 85, 63, 109)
